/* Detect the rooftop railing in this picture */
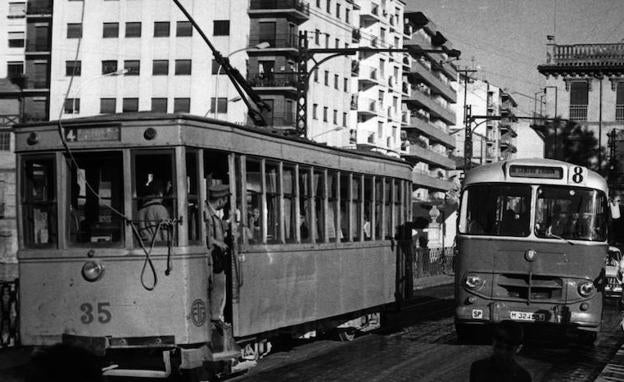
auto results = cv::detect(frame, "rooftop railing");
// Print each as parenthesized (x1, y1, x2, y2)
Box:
(549, 43, 624, 65)
(249, 0, 310, 15)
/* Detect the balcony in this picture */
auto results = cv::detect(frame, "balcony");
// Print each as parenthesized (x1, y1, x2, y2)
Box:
(617, 105, 624, 121)
(402, 117, 455, 148)
(249, 34, 298, 52)
(404, 33, 457, 80)
(264, 112, 295, 127)
(352, 29, 361, 43)
(402, 55, 410, 70)
(248, 0, 310, 22)
(357, 97, 381, 118)
(499, 123, 517, 137)
(569, 104, 588, 121)
(360, 2, 381, 25)
(408, 59, 456, 103)
(25, 41, 51, 54)
(248, 73, 298, 94)
(26, 2, 52, 17)
(358, 67, 383, 88)
(539, 43, 624, 75)
(412, 170, 456, 191)
(401, 144, 455, 169)
(500, 136, 517, 153)
(404, 88, 456, 125)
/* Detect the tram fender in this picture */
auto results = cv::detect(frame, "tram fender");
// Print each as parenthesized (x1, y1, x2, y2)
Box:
(180, 345, 210, 369)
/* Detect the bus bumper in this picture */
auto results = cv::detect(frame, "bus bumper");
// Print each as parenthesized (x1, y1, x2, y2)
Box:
(455, 301, 601, 331)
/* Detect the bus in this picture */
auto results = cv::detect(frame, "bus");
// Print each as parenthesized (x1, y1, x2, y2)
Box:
(455, 158, 609, 344)
(15, 112, 413, 379)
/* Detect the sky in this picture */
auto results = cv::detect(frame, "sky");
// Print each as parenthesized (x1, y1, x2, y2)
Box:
(406, 0, 624, 116)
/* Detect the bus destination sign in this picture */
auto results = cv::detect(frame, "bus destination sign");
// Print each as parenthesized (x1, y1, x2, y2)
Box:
(509, 165, 563, 179)
(65, 126, 121, 142)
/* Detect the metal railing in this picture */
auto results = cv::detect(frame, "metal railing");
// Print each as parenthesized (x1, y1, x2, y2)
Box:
(247, 72, 297, 88)
(0, 115, 20, 127)
(616, 105, 624, 121)
(249, 34, 297, 49)
(412, 247, 454, 279)
(249, 0, 310, 15)
(569, 104, 588, 121)
(0, 279, 19, 348)
(265, 112, 295, 127)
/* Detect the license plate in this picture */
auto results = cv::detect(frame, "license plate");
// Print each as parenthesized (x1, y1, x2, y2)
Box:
(510, 311, 546, 322)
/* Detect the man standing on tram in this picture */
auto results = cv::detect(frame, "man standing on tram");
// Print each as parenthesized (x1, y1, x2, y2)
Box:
(205, 183, 231, 326)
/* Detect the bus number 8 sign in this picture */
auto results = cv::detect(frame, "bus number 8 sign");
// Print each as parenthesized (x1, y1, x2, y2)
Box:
(570, 166, 585, 184)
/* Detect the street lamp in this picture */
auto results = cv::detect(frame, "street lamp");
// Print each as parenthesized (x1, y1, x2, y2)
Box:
(211, 42, 270, 118)
(60, 69, 128, 118)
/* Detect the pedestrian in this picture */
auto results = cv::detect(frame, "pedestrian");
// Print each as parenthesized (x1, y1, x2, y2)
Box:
(137, 179, 170, 243)
(206, 183, 230, 325)
(469, 320, 532, 382)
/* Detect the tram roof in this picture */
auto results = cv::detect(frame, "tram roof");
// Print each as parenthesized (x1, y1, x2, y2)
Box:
(14, 112, 412, 175)
(463, 158, 608, 192)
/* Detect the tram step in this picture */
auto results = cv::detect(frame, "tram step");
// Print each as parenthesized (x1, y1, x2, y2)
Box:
(208, 349, 242, 362)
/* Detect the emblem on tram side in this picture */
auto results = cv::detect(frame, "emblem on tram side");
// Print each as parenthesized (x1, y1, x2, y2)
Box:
(190, 299, 207, 327)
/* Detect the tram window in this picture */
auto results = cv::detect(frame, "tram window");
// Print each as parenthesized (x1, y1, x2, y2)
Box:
(364, 176, 373, 240)
(535, 186, 607, 242)
(22, 157, 57, 248)
(67, 152, 123, 246)
(339, 173, 349, 242)
(300, 166, 312, 243)
(352, 176, 362, 241)
(133, 151, 176, 246)
(204, 150, 232, 243)
(393, 179, 401, 229)
(283, 165, 297, 243)
(459, 184, 531, 237)
(375, 178, 383, 240)
(314, 170, 325, 242)
(327, 171, 339, 242)
(265, 162, 280, 244)
(384, 178, 392, 239)
(245, 159, 262, 244)
(186, 151, 200, 243)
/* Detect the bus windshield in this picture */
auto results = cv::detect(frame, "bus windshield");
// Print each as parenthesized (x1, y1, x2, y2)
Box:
(459, 184, 531, 237)
(534, 186, 607, 242)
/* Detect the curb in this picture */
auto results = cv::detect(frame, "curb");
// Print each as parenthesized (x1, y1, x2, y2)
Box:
(595, 344, 624, 382)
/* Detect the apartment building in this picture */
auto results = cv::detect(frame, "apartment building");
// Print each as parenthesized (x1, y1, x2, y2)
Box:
(538, 39, 624, 183)
(454, 79, 519, 165)
(400, 11, 457, 202)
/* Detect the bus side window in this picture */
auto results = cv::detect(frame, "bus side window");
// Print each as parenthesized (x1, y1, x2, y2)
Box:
(22, 157, 57, 248)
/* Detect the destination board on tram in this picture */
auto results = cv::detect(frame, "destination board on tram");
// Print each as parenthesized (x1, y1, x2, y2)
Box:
(65, 126, 121, 142)
(509, 165, 563, 179)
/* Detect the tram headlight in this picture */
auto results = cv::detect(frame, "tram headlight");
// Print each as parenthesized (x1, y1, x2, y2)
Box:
(578, 281, 595, 297)
(82, 261, 104, 282)
(464, 274, 485, 290)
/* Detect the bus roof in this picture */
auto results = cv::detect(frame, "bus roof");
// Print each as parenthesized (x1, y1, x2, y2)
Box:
(14, 112, 413, 179)
(463, 158, 607, 192)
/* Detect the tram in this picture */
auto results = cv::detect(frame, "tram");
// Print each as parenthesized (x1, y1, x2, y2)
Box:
(455, 158, 609, 343)
(15, 112, 413, 378)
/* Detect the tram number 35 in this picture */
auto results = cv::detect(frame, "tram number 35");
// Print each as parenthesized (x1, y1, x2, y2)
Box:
(80, 302, 112, 324)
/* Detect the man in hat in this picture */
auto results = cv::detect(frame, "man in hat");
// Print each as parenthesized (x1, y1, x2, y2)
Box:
(137, 180, 170, 243)
(206, 183, 230, 324)
(469, 320, 531, 382)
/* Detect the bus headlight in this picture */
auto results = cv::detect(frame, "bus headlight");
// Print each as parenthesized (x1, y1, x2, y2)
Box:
(82, 261, 104, 282)
(578, 281, 595, 297)
(465, 274, 485, 290)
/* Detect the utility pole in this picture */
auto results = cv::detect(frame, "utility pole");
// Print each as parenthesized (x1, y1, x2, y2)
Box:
(457, 68, 477, 169)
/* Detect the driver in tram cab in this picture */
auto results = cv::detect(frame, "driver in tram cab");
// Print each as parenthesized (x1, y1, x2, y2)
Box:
(205, 183, 231, 327)
(137, 179, 170, 243)
(547, 205, 569, 237)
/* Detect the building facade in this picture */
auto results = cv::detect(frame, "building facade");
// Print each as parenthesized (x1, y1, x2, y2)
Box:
(538, 40, 624, 181)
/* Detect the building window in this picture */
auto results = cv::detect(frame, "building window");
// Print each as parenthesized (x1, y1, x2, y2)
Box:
(100, 98, 116, 114)
(213, 20, 230, 36)
(378, 122, 383, 139)
(0, 133, 10, 152)
(8, 2, 26, 18)
(343, 112, 347, 127)
(617, 82, 624, 121)
(122, 98, 139, 112)
(7, 61, 24, 79)
(103, 22, 119, 38)
(344, 77, 349, 92)
(333, 109, 338, 124)
(125, 22, 142, 37)
(65, 60, 81, 76)
(124, 60, 140, 75)
(176, 21, 193, 37)
(67, 23, 82, 38)
(334, 74, 339, 89)
(326, 0, 331, 13)
(64, 98, 80, 114)
(173, 98, 190, 113)
(102, 60, 118, 74)
(346, 9, 350, 23)
(324, 70, 329, 86)
(210, 97, 227, 113)
(569, 81, 588, 121)
(175, 60, 192, 75)
(8, 31, 25, 48)
(336, 3, 341, 18)
(211, 59, 226, 75)
(313, 104, 318, 119)
(151, 98, 167, 112)
(313, 69, 319, 82)
(153, 21, 170, 37)
(325, 33, 330, 48)
(152, 60, 169, 75)
(335, 38, 340, 48)
(323, 106, 328, 122)
(315, 29, 320, 45)
(316, 0, 320, 7)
